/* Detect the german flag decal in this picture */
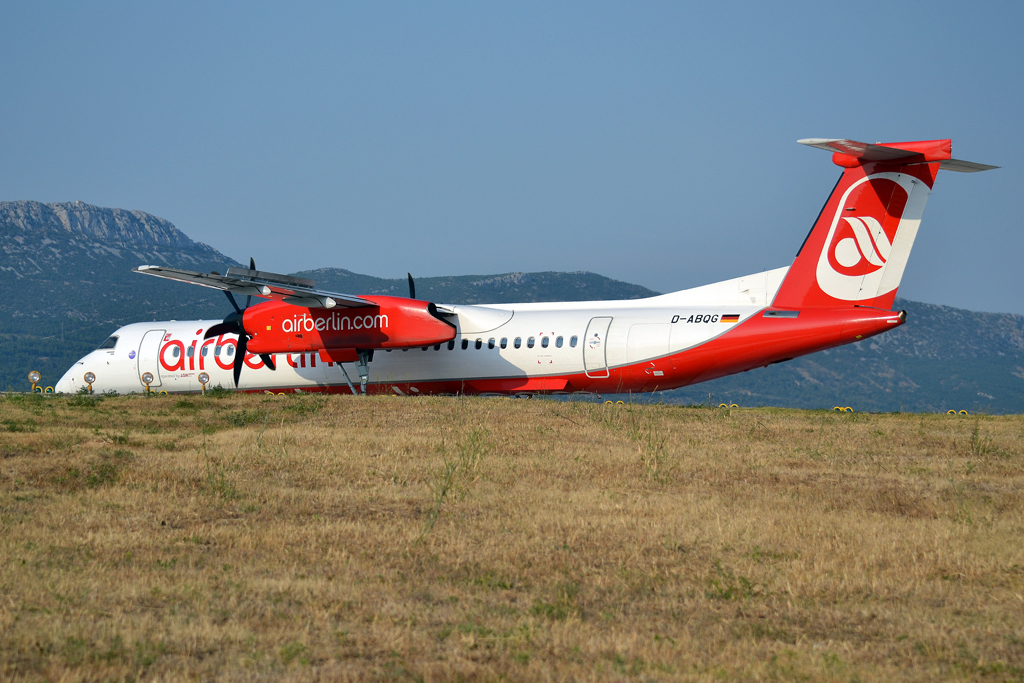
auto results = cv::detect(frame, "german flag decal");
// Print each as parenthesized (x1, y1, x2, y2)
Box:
(721, 314, 740, 323)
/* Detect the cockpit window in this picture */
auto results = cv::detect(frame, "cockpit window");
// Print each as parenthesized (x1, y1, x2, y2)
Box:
(98, 335, 118, 350)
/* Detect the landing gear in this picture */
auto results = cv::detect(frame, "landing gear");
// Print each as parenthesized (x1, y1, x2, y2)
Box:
(338, 363, 358, 396)
(355, 349, 373, 395)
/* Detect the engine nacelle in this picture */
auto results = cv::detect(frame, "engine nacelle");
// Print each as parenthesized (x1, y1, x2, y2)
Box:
(243, 296, 456, 354)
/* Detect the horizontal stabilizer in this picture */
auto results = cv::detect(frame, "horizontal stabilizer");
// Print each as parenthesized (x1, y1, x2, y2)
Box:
(798, 138, 997, 171)
(798, 138, 925, 162)
(938, 158, 999, 173)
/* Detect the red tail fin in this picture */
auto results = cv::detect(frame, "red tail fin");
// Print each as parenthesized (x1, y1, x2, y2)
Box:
(773, 138, 960, 310)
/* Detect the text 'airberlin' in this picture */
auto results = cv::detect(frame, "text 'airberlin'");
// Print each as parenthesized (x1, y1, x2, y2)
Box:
(281, 313, 389, 334)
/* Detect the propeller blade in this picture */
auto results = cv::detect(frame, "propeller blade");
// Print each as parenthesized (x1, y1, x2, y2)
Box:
(204, 321, 240, 339)
(223, 290, 242, 314)
(260, 354, 276, 371)
(233, 335, 248, 387)
(246, 258, 256, 308)
(204, 309, 244, 339)
(407, 272, 416, 300)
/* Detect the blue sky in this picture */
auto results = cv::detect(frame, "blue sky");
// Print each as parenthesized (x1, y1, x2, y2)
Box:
(2, 2, 1020, 313)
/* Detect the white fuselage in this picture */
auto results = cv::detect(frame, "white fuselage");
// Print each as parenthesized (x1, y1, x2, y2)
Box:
(56, 268, 788, 395)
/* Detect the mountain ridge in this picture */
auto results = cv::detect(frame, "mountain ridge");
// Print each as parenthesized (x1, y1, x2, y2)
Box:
(0, 200, 212, 252)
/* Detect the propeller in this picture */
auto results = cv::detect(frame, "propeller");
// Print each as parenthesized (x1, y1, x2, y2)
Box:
(407, 272, 416, 299)
(203, 257, 276, 387)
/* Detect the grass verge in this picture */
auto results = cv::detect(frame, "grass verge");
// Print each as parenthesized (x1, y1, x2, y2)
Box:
(0, 393, 1022, 680)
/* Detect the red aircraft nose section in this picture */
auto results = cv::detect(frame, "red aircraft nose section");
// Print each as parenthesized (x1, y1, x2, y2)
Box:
(243, 296, 456, 355)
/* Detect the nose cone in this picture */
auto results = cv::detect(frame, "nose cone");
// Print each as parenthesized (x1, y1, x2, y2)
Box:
(55, 372, 76, 394)
(54, 358, 86, 394)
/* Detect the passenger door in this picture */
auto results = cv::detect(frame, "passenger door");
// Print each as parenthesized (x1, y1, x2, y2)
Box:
(583, 316, 613, 378)
(137, 329, 165, 388)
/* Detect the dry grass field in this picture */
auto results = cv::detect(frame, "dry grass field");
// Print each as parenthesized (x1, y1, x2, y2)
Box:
(1, 392, 1022, 681)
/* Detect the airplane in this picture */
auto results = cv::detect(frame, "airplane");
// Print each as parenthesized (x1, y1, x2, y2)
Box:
(55, 138, 996, 398)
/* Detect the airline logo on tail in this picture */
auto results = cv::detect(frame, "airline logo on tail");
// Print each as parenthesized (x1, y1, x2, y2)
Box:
(830, 215, 892, 274)
(815, 172, 928, 302)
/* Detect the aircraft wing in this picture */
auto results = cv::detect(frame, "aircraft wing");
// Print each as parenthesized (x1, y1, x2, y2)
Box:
(134, 265, 373, 309)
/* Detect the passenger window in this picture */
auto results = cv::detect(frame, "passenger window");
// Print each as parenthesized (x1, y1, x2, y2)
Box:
(475, 339, 482, 350)
(488, 338, 495, 349)
(527, 337, 535, 348)
(500, 338, 508, 349)
(570, 335, 578, 348)
(201, 346, 209, 357)
(434, 344, 441, 351)
(172, 346, 180, 358)
(448, 340, 456, 350)
(556, 336, 563, 348)
(514, 337, 522, 349)
(541, 337, 549, 348)
(98, 335, 118, 350)
(461, 339, 469, 350)
(226, 346, 234, 357)
(187, 345, 195, 357)
(215, 345, 221, 356)
(422, 346, 429, 351)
